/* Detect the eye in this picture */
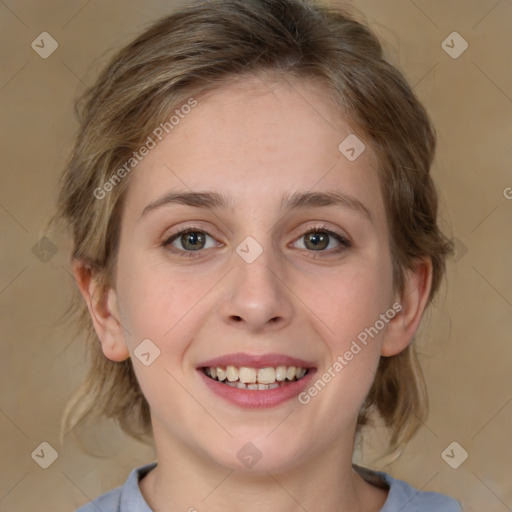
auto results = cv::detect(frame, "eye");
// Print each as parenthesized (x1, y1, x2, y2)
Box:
(163, 228, 218, 253)
(292, 228, 350, 253)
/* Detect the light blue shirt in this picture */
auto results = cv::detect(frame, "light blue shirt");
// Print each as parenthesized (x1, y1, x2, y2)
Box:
(77, 462, 462, 511)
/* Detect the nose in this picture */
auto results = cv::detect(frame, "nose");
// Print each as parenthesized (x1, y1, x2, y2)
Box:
(218, 248, 294, 333)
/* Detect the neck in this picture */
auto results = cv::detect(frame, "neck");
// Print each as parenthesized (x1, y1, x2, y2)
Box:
(139, 421, 388, 512)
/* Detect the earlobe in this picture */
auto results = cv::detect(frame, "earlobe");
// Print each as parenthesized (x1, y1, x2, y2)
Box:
(381, 258, 433, 357)
(72, 260, 130, 362)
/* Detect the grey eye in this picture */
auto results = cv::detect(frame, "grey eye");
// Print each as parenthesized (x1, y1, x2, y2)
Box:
(167, 230, 217, 251)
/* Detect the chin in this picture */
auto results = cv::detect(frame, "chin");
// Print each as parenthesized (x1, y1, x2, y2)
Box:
(206, 435, 309, 475)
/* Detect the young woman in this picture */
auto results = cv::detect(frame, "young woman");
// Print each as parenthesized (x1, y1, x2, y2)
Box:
(55, 1, 461, 510)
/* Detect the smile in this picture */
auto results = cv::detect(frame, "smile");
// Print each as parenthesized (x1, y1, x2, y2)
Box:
(202, 365, 309, 390)
(197, 354, 317, 408)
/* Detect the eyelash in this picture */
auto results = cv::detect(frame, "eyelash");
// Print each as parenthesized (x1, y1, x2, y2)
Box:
(162, 224, 351, 258)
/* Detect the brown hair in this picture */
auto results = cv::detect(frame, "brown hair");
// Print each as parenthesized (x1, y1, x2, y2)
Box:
(54, 0, 453, 458)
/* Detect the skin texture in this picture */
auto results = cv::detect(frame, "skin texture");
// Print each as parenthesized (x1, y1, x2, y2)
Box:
(74, 75, 432, 512)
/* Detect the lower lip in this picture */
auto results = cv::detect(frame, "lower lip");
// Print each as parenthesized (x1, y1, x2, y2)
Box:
(198, 369, 317, 408)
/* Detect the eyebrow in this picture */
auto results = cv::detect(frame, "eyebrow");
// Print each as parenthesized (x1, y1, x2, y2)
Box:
(140, 190, 373, 223)
(281, 190, 372, 223)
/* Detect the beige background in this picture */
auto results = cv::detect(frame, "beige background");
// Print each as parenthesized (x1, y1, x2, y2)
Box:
(1, 0, 511, 510)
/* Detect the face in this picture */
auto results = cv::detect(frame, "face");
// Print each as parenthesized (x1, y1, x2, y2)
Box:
(104, 76, 403, 473)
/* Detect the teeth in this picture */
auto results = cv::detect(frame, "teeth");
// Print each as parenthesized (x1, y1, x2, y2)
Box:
(231, 381, 284, 390)
(204, 365, 308, 387)
(257, 367, 276, 384)
(286, 366, 296, 380)
(275, 366, 287, 381)
(296, 368, 306, 379)
(239, 367, 257, 384)
(226, 365, 238, 382)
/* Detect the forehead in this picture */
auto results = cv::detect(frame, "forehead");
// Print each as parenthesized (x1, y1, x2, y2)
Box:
(121, 75, 384, 222)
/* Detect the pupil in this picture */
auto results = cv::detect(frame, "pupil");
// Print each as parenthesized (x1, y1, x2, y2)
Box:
(306, 232, 327, 250)
(183, 232, 204, 250)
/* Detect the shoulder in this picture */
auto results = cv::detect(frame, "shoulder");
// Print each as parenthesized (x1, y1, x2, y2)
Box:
(76, 462, 157, 512)
(76, 486, 122, 512)
(354, 465, 463, 512)
(383, 476, 462, 511)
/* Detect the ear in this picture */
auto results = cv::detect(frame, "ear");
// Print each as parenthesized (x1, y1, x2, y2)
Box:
(381, 258, 433, 357)
(72, 260, 130, 362)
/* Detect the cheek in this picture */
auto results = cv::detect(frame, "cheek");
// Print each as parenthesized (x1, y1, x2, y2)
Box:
(298, 254, 393, 405)
(299, 269, 391, 421)
(115, 252, 217, 349)
(114, 261, 218, 409)
(305, 257, 393, 343)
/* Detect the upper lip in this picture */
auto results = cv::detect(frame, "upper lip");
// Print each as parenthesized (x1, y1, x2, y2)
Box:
(198, 352, 316, 369)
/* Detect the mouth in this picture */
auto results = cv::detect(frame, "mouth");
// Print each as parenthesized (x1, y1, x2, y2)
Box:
(197, 354, 317, 408)
(200, 365, 310, 391)
(197, 353, 317, 407)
